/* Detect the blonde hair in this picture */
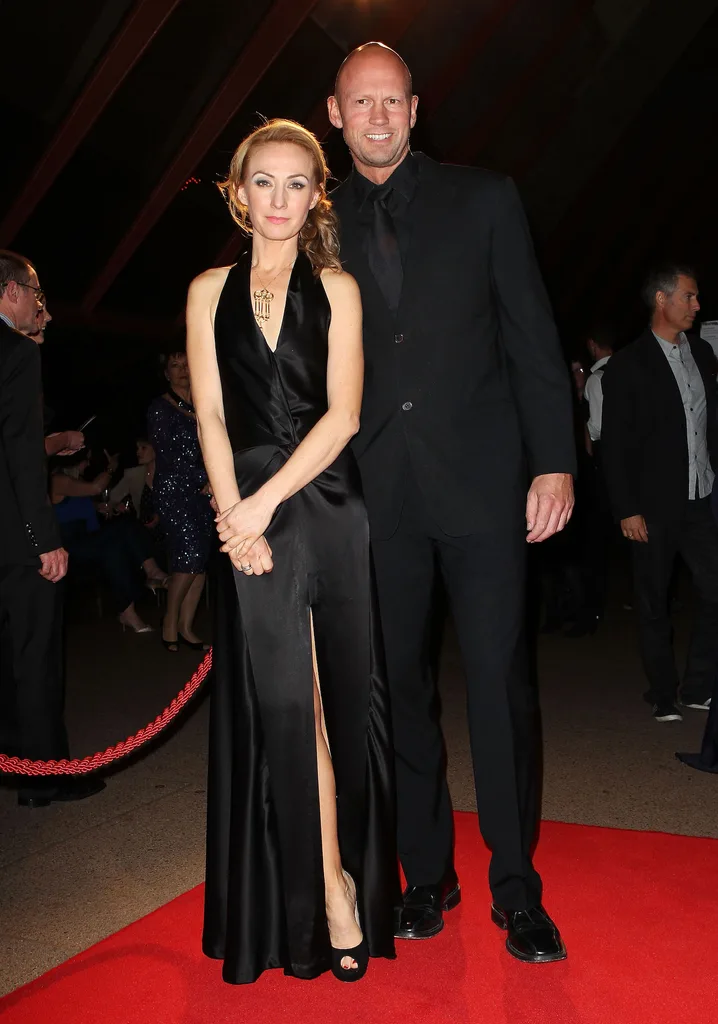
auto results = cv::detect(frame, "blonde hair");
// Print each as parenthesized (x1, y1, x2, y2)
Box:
(218, 119, 341, 275)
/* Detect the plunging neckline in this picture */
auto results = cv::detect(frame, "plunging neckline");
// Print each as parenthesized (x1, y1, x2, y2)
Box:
(247, 254, 298, 355)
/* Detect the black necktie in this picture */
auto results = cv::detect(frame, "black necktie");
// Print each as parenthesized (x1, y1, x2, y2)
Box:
(365, 185, 403, 312)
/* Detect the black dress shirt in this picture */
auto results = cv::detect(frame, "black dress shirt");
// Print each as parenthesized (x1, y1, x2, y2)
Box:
(351, 152, 421, 267)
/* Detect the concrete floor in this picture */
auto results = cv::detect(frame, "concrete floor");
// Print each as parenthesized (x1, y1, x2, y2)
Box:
(1, 564, 715, 997)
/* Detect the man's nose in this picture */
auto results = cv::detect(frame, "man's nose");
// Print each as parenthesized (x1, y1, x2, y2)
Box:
(369, 103, 389, 125)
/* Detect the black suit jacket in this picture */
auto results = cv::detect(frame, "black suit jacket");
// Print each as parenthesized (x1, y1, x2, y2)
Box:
(0, 318, 60, 566)
(331, 154, 576, 538)
(600, 328, 718, 524)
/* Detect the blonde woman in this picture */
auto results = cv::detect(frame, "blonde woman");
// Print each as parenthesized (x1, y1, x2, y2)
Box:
(187, 120, 399, 985)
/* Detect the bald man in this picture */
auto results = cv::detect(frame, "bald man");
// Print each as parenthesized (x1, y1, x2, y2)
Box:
(328, 44, 575, 963)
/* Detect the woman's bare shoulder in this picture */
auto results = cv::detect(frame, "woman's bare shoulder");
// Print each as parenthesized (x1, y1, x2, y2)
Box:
(320, 266, 361, 304)
(188, 265, 234, 302)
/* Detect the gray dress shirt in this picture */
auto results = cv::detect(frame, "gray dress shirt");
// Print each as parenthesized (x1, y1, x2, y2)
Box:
(653, 331, 714, 499)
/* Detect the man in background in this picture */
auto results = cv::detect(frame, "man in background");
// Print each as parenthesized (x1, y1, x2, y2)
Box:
(601, 265, 717, 722)
(0, 250, 102, 806)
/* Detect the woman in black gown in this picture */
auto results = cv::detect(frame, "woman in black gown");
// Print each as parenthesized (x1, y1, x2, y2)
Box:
(186, 119, 399, 984)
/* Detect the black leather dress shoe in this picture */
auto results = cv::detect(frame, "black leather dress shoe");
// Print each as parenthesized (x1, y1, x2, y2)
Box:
(491, 904, 567, 963)
(18, 777, 106, 808)
(394, 873, 461, 939)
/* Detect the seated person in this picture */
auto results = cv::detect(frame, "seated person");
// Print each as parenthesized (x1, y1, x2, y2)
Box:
(109, 438, 167, 565)
(51, 452, 167, 632)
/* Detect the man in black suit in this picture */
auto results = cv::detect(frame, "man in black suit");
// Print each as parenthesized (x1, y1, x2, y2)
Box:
(601, 265, 718, 723)
(328, 44, 575, 963)
(0, 251, 101, 806)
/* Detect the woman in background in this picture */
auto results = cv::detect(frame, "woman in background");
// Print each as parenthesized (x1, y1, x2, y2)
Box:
(148, 351, 214, 652)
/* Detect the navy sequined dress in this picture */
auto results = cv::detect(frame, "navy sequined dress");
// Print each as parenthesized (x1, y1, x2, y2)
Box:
(147, 396, 214, 573)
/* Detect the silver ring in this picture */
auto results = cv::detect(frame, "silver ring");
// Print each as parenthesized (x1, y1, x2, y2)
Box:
(241, 564, 252, 572)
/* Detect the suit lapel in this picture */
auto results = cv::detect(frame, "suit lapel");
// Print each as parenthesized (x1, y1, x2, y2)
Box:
(396, 156, 454, 323)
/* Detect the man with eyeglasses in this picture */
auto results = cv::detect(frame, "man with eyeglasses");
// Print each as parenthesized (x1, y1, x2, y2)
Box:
(0, 249, 102, 806)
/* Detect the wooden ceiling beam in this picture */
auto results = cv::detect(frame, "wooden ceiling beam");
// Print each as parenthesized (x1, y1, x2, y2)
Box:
(449, 0, 593, 167)
(0, 0, 181, 247)
(82, 0, 321, 313)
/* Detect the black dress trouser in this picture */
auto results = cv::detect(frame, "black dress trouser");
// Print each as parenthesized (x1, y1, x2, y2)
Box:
(632, 497, 718, 706)
(0, 562, 68, 794)
(370, 472, 542, 911)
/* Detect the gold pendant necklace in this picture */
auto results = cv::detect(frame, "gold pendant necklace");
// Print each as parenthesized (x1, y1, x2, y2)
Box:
(252, 259, 296, 331)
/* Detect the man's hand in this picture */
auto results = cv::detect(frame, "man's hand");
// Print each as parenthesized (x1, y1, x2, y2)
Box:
(620, 515, 648, 543)
(38, 547, 69, 583)
(526, 473, 574, 543)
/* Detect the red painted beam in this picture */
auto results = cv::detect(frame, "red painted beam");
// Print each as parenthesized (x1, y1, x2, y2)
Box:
(51, 302, 179, 341)
(82, 0, 321, 312)
(450, 0, 593, 167)
(0, 0, 181, 247)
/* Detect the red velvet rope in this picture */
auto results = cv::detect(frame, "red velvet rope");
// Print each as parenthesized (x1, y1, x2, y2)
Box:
(0, 650, 212, 776)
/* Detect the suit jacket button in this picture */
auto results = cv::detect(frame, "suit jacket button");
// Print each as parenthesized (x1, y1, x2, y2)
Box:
(394, 333, 404, 344)
(402, 401, 413, 411)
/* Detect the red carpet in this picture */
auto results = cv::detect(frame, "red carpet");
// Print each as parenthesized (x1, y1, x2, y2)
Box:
(3, 812, 717, 1024)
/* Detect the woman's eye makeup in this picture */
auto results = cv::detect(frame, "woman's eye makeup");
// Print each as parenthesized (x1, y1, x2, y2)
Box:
(251, 177, 308, 189)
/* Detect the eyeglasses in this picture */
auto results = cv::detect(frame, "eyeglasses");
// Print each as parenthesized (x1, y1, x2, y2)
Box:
(17, 282, 46, 306)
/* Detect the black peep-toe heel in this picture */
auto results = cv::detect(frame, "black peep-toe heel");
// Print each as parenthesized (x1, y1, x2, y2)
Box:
(330, 937, 369, 982)
(330, 871, 369, 982)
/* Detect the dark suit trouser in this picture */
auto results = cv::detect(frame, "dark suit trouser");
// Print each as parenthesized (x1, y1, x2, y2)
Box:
(0, 563, 68, 779)
(370, 475, 542, 910)
(633, 497, 718, 706)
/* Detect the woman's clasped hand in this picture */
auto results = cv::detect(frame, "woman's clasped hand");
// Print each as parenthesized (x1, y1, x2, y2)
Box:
(216, 494, 275, 575)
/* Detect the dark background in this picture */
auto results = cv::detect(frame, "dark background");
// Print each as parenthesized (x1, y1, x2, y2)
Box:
(2, 0, 717, 459)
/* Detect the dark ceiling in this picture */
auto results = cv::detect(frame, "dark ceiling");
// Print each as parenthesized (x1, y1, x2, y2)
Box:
(2, 0, 717, 430)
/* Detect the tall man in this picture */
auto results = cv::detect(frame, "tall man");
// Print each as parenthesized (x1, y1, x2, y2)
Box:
(0, 251, 101, 806)
(601, 265, 718, 723)
(328, 44, 575, 963)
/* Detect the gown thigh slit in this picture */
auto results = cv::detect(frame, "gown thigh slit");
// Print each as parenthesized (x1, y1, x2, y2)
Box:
(203, 252, 399, 984)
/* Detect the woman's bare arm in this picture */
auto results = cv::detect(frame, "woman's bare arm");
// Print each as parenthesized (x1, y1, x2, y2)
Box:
(185, 266, 241, 513)
(51, 471, 110, 500)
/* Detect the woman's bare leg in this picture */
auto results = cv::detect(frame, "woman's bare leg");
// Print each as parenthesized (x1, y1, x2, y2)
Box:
(163, 572, 195, 645)
(311, 613, 363, 969)
(177, 572, 206, 643)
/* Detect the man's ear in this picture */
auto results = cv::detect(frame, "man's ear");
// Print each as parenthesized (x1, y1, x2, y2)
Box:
(327, 95, 343, 130)
(410, 94, 419, 129)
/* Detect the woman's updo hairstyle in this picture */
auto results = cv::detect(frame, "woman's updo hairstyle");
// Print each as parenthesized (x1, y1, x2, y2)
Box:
(218, 118, 341, 275)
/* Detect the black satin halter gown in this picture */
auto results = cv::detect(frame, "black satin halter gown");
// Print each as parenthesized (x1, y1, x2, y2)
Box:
(202, 251, 400, 984)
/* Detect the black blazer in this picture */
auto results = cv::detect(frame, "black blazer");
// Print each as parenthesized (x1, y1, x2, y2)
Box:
(331, 154, 576, 538)
(600, 328, 718, 524)
(0, 318, 60, 566)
